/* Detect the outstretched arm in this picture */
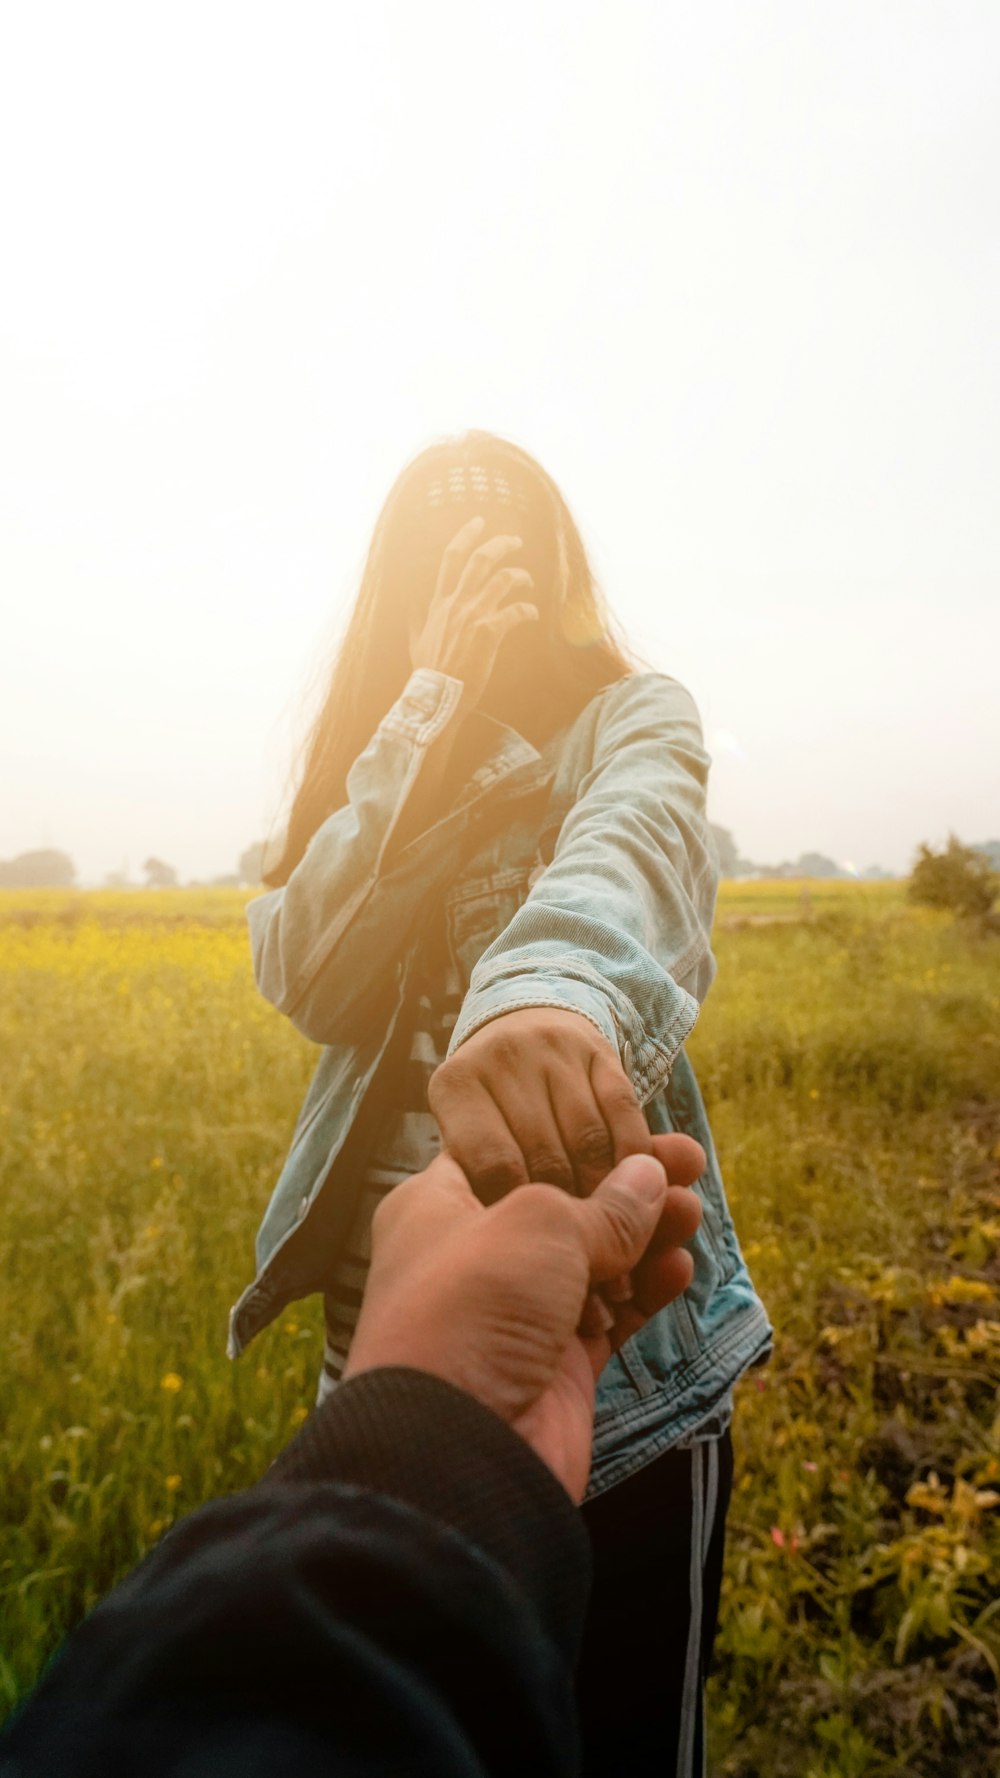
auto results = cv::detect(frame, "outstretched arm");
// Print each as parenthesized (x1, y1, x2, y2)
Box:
(430, 672, 718, 1199)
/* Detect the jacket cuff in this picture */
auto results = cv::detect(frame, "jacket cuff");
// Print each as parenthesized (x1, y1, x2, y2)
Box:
(383, 668, 465, 741)
(447, 960, 699, 1106)
(259, 1367, 591, 1659)
(448, 972, 620, 1056)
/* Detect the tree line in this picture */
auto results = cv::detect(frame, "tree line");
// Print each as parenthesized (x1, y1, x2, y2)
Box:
(0, 844, 265, 890)
(1, 835, 998, 920)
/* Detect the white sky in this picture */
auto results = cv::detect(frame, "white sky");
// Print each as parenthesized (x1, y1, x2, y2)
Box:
(2, 0, 997, 883)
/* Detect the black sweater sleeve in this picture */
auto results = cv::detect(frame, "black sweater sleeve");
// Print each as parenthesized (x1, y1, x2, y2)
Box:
(0, 1369, 591, 1778)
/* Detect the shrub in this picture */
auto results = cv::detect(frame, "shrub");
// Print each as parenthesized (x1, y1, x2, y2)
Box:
(907, 835, 998, 921)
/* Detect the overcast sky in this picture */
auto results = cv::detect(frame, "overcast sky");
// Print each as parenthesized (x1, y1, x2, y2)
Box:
(2, 1, 997, 883)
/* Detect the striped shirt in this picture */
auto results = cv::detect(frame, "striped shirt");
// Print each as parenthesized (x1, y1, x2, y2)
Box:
(321, 918, 464, 1393)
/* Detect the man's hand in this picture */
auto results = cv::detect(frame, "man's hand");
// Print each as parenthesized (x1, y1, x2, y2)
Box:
(343, 1134, 705, 1502)
(428, 1007, 652, 1203)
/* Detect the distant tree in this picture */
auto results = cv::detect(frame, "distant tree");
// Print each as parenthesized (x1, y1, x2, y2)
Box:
(103, 868, 131, 889)
(795, 852, 845, 879)
(908, 834, 998, 920)
(210, 873, 241, 887)
(238, 841, 266, 885)
(0, 848, 76, 888)
(709, 825, 740, 877)
(143, 857, 178, 889)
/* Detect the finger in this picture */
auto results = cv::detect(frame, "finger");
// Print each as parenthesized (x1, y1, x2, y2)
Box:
(584, 1055, 652, 1307)
(482, 602, 539, 645)
(451, 532, 525, 602)
(548, 1063, 616, 1197)
(648, 1132, 707, 1188)
(428, 1071, 530, 1205)
(578, 1290, 615, 1340)
(445, 514, 488, 551)
(629, 1184, 702, 1318)
(490, 1072, 576, 1196)
(614, 1247, 696, 1344)
(648, 1183, 704, 1248)
(474, 565, 535, 609)
(569, 1153, 668, 1283)
(579, 1133, 705, 1304)
(437, 515, 488, 599)
(590, 1048, 654, 1169)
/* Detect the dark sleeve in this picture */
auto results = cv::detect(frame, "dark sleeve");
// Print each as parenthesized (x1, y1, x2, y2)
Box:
(0, 1369, 590, 1778)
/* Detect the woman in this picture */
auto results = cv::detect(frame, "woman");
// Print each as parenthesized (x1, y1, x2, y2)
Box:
(229, 431, 772, 1778)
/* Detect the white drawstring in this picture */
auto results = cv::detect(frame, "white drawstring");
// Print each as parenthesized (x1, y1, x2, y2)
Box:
(677, 1443, 705, 1778)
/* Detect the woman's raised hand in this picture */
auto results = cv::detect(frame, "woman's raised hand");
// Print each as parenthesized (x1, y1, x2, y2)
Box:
(409, 514, 538, 714)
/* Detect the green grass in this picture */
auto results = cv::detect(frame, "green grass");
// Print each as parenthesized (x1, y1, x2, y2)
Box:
(1, 885, 997, 1774)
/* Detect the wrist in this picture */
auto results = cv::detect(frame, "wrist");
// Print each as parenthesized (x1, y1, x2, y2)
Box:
(262, 1367, 591, 1658)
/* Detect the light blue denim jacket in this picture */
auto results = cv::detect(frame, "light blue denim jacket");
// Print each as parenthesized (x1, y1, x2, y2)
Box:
(229, 666, 772, 1499)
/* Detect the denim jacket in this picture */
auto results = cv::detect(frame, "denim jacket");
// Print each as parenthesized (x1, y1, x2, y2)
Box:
(229, 667, 772, 1499)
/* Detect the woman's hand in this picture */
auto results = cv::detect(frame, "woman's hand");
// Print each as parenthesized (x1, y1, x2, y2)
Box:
(428, 1006, 654, 1202)
(343, 1142, 702, 1501)
(409, 514, 538, 715)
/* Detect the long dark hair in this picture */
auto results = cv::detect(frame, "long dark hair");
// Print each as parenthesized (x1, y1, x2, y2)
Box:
(265, 429, 643, 887)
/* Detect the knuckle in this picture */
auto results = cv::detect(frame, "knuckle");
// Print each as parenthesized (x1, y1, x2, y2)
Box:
(573, 1126, 614, 1169)
(603, 1081, 642, 1115)
(427, 1059, 462, 1104)
(601, 1188, 644, 1251)
(483, 1031, 519, 1069)
(524, 1150, 574, 1191)
(473, 1151, 527, 1196)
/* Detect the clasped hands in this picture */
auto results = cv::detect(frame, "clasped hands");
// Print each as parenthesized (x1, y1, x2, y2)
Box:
(345, 1008, 705, 1502)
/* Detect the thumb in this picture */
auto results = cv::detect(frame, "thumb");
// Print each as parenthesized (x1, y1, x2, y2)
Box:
(570, 1154, 668, 1284)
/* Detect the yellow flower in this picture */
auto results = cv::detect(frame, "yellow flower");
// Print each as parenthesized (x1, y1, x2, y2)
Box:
(160, 1372, 183, 1393)
(926, 1276, 996, 1308)
(165, 1474, 182, 1492)
(290, 1405, 309, 1426)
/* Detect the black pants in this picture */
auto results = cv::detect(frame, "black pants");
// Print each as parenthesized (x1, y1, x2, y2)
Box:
(576, 1430, 733, 1778)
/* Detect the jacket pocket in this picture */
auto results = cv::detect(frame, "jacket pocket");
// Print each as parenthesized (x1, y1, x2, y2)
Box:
(445, 868, 529, 990)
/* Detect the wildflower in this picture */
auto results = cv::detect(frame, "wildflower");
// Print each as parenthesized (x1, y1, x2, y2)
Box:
(802, 1460, 818, 1473)
(165, 1474, 182, 1492)
(150, 1156, 164, 1170)
(148, 1519, 166, 1539)
(927, 1276, 996, 1308)
(284, 1321, 300, 1336)
(290, 1405, 309, 1426)
(809, 1088, 819, 1099)
(770, 1526, 799, 1553)
(160, 1372, 183, 1393)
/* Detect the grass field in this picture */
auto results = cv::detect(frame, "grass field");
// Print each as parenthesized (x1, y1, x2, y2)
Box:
(1, 883, 998, 1774)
